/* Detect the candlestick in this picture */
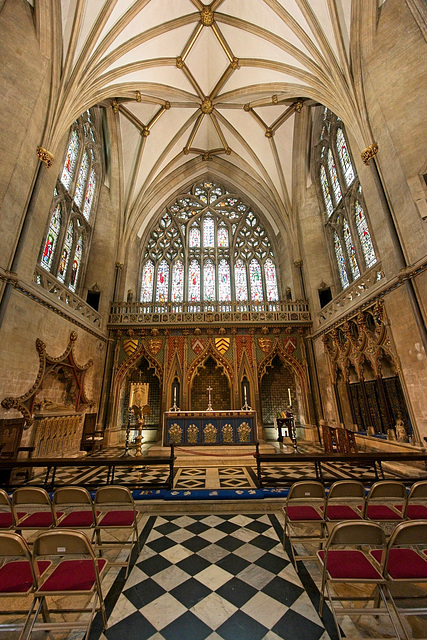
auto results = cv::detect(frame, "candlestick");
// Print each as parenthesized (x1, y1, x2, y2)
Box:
(288, 387, 292, 406)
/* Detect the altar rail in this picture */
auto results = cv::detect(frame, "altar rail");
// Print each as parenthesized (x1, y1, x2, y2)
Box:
(109, 299, 311, 326)
(254, 444, 427, 487)
(0, 448, 175, 491)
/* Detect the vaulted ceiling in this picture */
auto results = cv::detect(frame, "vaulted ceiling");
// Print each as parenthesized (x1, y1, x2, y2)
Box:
(40, 0, 375, 242)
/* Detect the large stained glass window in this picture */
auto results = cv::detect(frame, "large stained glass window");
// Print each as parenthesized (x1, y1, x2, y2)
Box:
(188, 260, 200, 301)
(74, 151, 89, 208)
(249, 259, 263, 302)
(82, 168, 96, 220)
(57, 222, 73, 283)
(141, 181, 279, 305)
(69, 235, 83, 293)
(264, 258, 278, 301)
(171, 260, 184, 303)
(61, 129, 79, 190)
(355, 201, 377, 268)
(320, 165, 333, 217)
(41, 204, 61, 272)
(141, 260, 154, 302)
(218, 259, 231, 301)
(334, 232, 349, 289)
(336, 128, 355, 186)
(204, 260, 216, 301)
(235, 259, 248, 301)
(343, 219, 360, 280)
(327, 149, 342, 203)
(156, 260, 169, 303)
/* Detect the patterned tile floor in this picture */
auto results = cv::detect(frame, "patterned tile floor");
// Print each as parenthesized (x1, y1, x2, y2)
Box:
(91, 513, 336, 640)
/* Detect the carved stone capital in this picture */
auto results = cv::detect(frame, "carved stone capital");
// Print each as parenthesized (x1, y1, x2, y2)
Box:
(361, 142, 378, 165)
(36, 147, 54, 168)
(111, 99, 119, 114)
(115, 261, 124, 270)
(294, 259, 303, 268)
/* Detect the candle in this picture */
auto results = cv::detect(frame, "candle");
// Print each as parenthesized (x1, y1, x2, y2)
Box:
(288, 388, 292, 406)
(173, 387, 177, 403)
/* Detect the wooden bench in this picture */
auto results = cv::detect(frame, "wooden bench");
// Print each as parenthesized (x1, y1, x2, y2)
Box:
(254, 443, 427, 488)
(0, 445, 176, 491)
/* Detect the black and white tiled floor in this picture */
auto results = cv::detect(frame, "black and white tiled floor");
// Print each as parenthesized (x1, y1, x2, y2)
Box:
(94, 513, 334, 640)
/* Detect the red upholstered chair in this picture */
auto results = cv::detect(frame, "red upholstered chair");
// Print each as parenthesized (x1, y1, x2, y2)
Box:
(94, 486, 140, 578)
(26, 530, 107, 639)
(283, 481, 326, 569)
(403, 480, 427, 520)
(317, 521, 402, 640)
(324, 480, 365, 525)
(12, 487, 59, 532)
(53, 486, 97, 531)
(371, 520, 427, 640)
(364, 480, 406, 524)
(0, 531, 50, 639)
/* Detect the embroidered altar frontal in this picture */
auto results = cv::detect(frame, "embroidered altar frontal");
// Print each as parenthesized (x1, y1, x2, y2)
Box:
(164, 410, 256, 446)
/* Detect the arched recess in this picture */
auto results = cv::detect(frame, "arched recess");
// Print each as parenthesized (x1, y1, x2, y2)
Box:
(165, 352, 184, 410)
(187, 342, 233, 411)
(258, 343, 309, 429)
(237, 351, 257, 410)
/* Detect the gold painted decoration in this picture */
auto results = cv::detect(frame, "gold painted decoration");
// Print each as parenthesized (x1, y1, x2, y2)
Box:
(123, 338, 139, 356)
(187, 424, 199, 444)
(361, 142, 378, 165)
(36, 146, 54, 168)
(169, 423, 183, 444)
(258, 337, 273, 353)
(215, 337, 230, 355)
(203, 422, 218, 443)
(238, 421, 251, 443)
(148, 338, 162, 355)
(222, 423, 233, 443)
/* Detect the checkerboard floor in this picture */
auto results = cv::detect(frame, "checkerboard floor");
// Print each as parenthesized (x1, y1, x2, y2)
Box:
(96, 513, 333, 640)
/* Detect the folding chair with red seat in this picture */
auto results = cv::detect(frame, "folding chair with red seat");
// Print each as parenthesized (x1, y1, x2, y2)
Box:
(283, 480, 326, 569)
(26, 530, 107, 640)
(403, 480, 427, 520)
(94, 486, 140, 578)
(318, 521, 402, 640)
(12, 487, 59, 532)
(371, 520, 427, 640)
(0, 488, 19, 531)
(53, 486, 97, 531)
(324, 480, 365, 525)
(364, 480, 407, 524)
(0, 531, 50, 639)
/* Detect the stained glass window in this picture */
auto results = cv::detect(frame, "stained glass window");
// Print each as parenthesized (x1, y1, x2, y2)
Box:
(336, 128, 355, 186)
(328, 149, 342, 203)
(235, 259, 248, 301)
(141, 260, 154, 302)
(217, 225, 229, 248)
(69, 235, 83, 292)
(57, 222, 73, 283)
(218, 259, 231, 301)
(189, 225, 200, 247)
(343, 219, 360, 280)
(249, 259, 263, 302)
(156, 260, 169, 303)
(264, 258, 279, 301)
(82, 168, 96, 220)
(171, 260, 184, 302)
(61, 129, 79, 190)
(355, 201, 377, 268)
(74, 151, 89, 208)
(320, 165, 333, 217)
(334, 232, 349, 289)
(41, 204, 61, 271)
(203, 216, 214, 247)
(188, 260, 200, 301)
(204, 260, 215, 301)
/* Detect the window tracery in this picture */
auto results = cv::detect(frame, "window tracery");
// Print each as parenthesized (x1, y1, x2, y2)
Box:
(140, 181, 279, 305)
(39, 109, 102, 295)
(316, 109, 377, 292)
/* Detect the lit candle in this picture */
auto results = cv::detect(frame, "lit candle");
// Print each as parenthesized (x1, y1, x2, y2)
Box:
(288, 388, 292, 406)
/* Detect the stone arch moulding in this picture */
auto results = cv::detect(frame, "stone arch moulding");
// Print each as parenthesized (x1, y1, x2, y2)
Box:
(187, 340, 234, 397)
(114, 337, 163, 394)
(1, 331, 93, 426)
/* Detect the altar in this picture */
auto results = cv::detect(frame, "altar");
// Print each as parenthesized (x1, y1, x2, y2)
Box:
(163, 410, 257, 446)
